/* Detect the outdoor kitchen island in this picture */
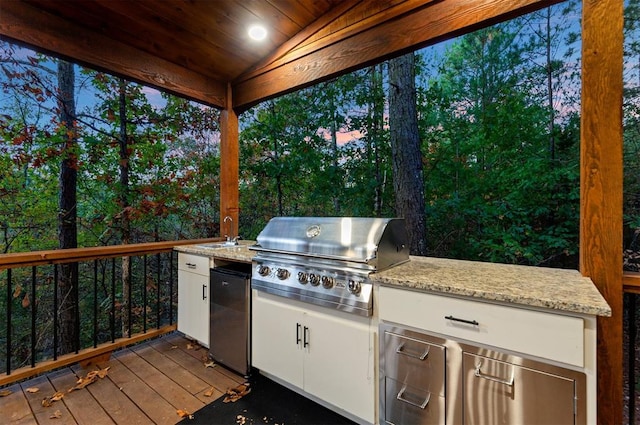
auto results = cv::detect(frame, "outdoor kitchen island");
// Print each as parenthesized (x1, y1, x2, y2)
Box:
(175, 243, 611, 425)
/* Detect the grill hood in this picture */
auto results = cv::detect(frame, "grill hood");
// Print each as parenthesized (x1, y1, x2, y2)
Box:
(250, 217, 410, 271)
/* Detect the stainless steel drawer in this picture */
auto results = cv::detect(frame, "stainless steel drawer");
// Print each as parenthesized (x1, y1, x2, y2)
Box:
(383, 377, 445, 425)
(383, 330, 446, 397)
(462, 352, 581, 425)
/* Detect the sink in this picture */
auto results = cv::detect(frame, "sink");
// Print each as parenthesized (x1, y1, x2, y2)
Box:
(195, 242, 241, 249)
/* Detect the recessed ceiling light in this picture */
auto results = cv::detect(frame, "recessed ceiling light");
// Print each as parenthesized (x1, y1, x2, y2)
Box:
(248, 25, 267, 41)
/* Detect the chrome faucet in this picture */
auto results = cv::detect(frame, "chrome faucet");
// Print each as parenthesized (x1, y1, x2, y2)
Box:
(223, 215, 240, 245)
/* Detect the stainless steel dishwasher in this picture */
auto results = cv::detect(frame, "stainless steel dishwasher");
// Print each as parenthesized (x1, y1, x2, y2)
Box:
(209, 263, 251, 376)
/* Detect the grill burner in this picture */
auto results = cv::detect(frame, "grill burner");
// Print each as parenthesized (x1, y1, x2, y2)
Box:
(250, 217, 410, 316)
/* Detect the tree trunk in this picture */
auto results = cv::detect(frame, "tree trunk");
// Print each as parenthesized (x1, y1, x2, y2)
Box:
(388, 53, 428, 256)
(117, 78, 131, 337)
(57, 60, 79, 354)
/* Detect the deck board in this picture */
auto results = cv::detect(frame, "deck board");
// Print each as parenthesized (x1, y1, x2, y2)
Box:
(21, 375, 77, 425)
(1, 383, 36, 424)
(47, 368, 115, 425)
(0, 333, 241, 425)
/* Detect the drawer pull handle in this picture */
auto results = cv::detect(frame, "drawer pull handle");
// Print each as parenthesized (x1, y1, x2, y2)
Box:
(396, 385, 431, 409)
(186, 262, 197, 269)
(396, 342, 430, 360)
(445, 315, 479, 326)
(474, 363, 514, 386)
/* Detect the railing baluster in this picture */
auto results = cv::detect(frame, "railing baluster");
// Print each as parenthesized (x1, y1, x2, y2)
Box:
(111, 257, 116, 343)
(53, 264, 58, 361)
(143, 255, 148, 333)
(169, 251, 174, 326)
(93, 260, 98, 348)
(156, 253, 161, 329)
(629, 293, 636, 425)
(128, 257, 132, 338)
(31, 266, 36, 368)
(6, 268, 12, 375)
(74, 263, 80, 354)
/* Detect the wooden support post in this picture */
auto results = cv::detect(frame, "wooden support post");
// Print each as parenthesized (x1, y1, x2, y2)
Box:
(580, 1, 623, 423)
(219, 83, 240, 239)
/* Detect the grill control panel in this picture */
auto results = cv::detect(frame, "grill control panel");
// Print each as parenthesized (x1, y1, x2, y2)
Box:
(251, 259, 372, 316)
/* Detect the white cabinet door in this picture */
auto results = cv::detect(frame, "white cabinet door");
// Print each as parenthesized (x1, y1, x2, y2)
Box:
(303, 309, 375, 424)
(251, 290, 304, 388)
(177, 268, 210, 346)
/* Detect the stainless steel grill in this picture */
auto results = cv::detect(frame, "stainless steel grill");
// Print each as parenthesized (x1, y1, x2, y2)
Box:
(249, 217, 410, 316)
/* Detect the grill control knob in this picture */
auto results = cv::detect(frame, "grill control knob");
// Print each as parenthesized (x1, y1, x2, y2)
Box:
(298, 271, 309, 284)
(258, 265, 271, 277)
(309, 273, 320, 286)
(321, 276, 334, 289)
(347, 279, 362, 295)
(276, 268, 290, 280)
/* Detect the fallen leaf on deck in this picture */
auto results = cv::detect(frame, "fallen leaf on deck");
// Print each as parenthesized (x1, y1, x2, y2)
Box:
(204, 387, 216, 397)
(26, 387, 39, 393)
(50, 410, 62, 419)
(171, 345, 178, 349)
(41, 392, 64, 407)
(204, 360, 216, 368)
(177, 409, 194, 419)
(223, 383, 251, 403)
(0, 389, 13, 397)
(69, 367, 110, 392)
(186, 343, 194, 350)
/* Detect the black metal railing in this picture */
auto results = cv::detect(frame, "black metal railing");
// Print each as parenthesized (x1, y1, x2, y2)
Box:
(624, 291, 639, 425)
(0, 238, 220, 385)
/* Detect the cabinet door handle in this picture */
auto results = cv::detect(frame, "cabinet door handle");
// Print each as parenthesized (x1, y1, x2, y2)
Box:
(303, 326, 309, 348)
(474, 362, 515, 386)
(444, 315, 479, 326)
(396, 342, 430, 360)
(202, 284, 207, 300)
(396, 385, 431, 409)
(186, 262, 197, 269)
(296, 323, 302, 345)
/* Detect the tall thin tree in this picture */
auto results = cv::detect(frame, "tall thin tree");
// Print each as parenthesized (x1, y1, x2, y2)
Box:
(388, 52, 427, 255)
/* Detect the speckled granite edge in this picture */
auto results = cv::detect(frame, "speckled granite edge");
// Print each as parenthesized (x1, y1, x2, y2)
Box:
(174, 244, 611, 317)
(371, 256, 612, 317)
(174, 241, 255, 264)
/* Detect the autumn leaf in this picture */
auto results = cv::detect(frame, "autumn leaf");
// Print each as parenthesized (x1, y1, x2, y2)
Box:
(41, 392, 63, 407)
(12, 285, 22, 299)
(186, 343, 194, 350)
(0, 389, 13, 397)
(50, 410, 62, 419)
(177, 409, 194, 419)
(25, 387, 39, 393)
(204, 387, 216, 397)
(22, 293, 30, 308)
(204, 360, 216, 368)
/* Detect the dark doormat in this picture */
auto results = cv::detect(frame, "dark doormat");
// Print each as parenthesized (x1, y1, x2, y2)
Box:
(180, 372, 357, 425)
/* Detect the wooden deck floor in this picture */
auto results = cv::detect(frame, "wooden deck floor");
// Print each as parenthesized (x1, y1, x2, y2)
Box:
(0, 333, 246, 425)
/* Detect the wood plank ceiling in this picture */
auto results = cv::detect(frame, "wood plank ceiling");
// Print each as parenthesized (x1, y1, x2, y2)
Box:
(0, 0, 559, 111)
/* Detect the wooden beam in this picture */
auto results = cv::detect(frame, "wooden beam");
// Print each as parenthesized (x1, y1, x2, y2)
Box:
(0, 0, 226, 108)
(219, 84, 240, 239)
(580, 0, 624, 423)
(233, 0, 559, 110)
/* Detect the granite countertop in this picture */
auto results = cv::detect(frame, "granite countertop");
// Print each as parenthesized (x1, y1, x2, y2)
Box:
(371, 255, 611, 317)
(175, 242, 611, 317)
(174, 240, 255, 263)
